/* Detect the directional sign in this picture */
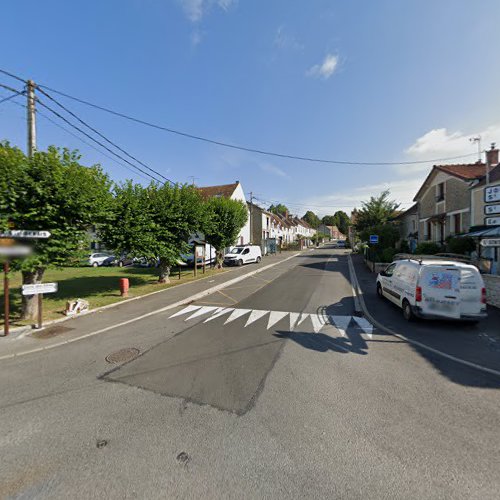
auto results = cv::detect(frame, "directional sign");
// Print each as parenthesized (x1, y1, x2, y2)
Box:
(484, 204, 500, 215)
(22, 282, 58, 295)
(485, 185, 500, 203)
(0, 246, 32, 257)
(480, 239, 500, 247)
(369, 235, 379, 244)
(0, 230, 51, 239)
(485, 216, 500, 226)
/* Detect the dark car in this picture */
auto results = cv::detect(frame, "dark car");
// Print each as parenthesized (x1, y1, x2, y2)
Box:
(102, 255, 134, 267)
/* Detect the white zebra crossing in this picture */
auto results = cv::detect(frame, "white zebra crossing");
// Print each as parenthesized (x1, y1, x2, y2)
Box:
(169, 305, 373, 337)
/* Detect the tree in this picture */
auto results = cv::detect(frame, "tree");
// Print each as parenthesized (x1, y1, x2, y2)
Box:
(268, 203, 289, 216)
(101, 181, 207, 283)
(333, 211, 350, 236)
(355, 190, 400, 232)
(302, 210, 321, 229)
(204, 197, 248, 267)
(0, 142, 113, 319)
(321, 215, 337, 226)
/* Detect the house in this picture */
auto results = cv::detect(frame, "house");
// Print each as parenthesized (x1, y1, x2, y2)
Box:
(197, 181, 251, 246)
(413, 161, 487, 245)
(392, 204, 418, 252)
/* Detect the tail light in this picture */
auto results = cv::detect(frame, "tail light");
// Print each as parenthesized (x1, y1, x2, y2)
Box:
(415, 286, 422, 302)
(481, 287, 487, 304)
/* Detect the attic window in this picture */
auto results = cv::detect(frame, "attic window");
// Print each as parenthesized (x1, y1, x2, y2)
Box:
(436, 182, 445, 202)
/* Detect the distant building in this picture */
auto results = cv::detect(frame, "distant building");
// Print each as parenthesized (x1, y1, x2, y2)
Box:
(392, 204, 418, 252)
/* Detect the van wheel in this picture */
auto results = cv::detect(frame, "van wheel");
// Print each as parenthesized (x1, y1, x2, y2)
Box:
(238, 259, 243, 266)
(402, 300, 414, 322)
(376, 283, 383, 299)
(256, 256, 261, 264)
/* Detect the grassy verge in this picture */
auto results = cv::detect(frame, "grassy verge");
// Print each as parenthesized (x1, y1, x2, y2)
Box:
(0, 265, 226, 327)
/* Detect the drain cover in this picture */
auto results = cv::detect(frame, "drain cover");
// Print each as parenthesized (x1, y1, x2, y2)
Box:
(105, 348, 140, 364)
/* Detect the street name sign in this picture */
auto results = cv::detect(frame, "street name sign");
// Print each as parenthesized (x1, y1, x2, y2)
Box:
(484, 204, 500, 215)
(22, 283, 58, 295)
(480, 239, 500, 247)
(485, 216, 500, 226)
(369, 235, 379, 244)
(0, 246, 32, 257)
(0, 230, 51, 239)
(484, 185, 500, 203)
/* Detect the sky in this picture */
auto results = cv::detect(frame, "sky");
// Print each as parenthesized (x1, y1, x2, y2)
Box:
(1, 0, 500, 217)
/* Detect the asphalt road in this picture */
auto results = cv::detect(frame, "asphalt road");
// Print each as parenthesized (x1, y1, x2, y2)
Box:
(1, 247, 499, 499)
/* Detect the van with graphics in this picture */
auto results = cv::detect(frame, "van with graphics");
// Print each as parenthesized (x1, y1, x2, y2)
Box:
(376, 257, 487, 322)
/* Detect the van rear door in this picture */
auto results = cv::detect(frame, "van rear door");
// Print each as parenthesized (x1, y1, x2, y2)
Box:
(459, 267, 483, 316)
(420, 266, 461, 319)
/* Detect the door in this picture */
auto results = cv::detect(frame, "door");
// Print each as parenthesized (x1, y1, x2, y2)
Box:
(459, 268, 482, 316)
(380, 263, 399, 304)
(420, 266, 461, 319)
(242, 247, 251, 263)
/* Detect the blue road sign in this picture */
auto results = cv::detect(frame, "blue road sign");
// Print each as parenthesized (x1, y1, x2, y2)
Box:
(369, 235, 379, 244)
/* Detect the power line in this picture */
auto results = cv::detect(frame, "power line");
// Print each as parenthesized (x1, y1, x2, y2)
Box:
(0, 68, 483, 166)
(36, 86, 175, 185)
(0, 89, 25, 105)
(4, 95, 153, 182)
(35, 96, 164, 183)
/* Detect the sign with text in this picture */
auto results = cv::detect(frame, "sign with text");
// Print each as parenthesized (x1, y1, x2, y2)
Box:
(0, 246, 32, 257)
(369, 235, 379, 244)
(0, 230, 51, 239)
(22, 282, 58, 295)
(484, 204, 500, 215)
(484, 185, 500, 203)
(485, 216, 500, 226)
(480, 239, 500, 247)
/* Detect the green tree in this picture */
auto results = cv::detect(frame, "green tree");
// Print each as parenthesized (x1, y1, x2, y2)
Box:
(333, 210, 350, 235)
(101, 181, 207, 283)
(355, 190, 400, 232)
(321, 215, 337, 226)
(0, 142, 113, 319)
(268, 203, 289, 216)
(204, 197, 248, 267)
(302, 210, 321, 229)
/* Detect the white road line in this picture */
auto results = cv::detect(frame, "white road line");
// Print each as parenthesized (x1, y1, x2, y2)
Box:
(0, 253, 300, 361)
(347, 254, 500, 378)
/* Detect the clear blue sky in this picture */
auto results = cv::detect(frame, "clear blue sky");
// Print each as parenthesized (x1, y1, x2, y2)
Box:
(1, 0, 499, 216)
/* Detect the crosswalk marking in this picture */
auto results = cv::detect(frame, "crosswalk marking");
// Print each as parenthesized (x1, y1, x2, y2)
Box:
(169, 306, 374, 336)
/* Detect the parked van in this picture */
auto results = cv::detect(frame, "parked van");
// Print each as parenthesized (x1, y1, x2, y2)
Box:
(224, 245, 262, 266)
(376, 257, 487, 322)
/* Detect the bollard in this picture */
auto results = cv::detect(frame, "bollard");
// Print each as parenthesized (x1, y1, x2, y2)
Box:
(119, 278, 129, 297)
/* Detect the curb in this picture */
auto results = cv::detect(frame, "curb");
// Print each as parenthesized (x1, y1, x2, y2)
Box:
(0, 253, 300, 361)
(348, 255, 500, 378)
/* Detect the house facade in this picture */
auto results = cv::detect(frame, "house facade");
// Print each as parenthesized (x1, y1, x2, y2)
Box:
(393, 204, 418, 251)
(413, 163, 486, 245)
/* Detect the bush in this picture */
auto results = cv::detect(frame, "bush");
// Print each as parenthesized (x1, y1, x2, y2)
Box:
(446, 236, 476, 255)
(415, 241, 441, 254)
(380, 247, 397, 263)
(399, 240, 410, 253)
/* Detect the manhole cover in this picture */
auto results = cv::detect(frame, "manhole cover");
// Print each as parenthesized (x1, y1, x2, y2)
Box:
(33, 325, 74, 339)
(105, 348, 140, 364)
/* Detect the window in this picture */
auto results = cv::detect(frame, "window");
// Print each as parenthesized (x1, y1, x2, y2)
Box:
(436, 182, 445, 202)
(384, 263, 397, 276)
(426, 221, 432, 241)
(453, 213, 461, 234)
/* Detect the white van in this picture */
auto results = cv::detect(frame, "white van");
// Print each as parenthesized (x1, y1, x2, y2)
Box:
(224, 245, 262, 266)
(376, 257, 487, 322)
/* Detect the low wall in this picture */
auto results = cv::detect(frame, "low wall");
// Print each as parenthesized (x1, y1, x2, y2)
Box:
(483, 274, 500, 309)
(364, 259, 388, 274)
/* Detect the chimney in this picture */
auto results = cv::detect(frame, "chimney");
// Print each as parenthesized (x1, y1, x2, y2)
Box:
(285, 210, 289, 219)
(486, 143, 498, 169)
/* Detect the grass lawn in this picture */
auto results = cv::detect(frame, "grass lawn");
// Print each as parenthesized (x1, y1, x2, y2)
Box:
(0, 265, 226, 327)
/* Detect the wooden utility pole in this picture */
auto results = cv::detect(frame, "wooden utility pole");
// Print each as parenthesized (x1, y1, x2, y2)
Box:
(26, 80, 36, 157)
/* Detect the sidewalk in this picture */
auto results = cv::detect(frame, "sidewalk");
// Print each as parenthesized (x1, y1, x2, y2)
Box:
(0, 250, 304, 360)
(351, 253, 500, 378)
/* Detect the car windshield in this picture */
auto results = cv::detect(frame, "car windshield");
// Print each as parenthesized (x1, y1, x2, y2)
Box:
(229, 248, 244, 254)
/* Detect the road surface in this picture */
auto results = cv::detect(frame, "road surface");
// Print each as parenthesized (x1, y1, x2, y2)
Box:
(1, 246, 499, 499)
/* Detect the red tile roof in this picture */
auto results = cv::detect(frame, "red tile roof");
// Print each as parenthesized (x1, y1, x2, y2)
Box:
(197, 182, 239, 200)
(474, 164, 500, 187)
(435, 163, 486, 180)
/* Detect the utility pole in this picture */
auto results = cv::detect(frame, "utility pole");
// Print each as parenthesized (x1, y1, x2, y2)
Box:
(26, 80, 37, 157)
(249, 192, 253, 244)
(470, 136, 481, 163)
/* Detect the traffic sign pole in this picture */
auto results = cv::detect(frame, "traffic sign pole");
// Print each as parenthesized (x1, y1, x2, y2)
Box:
(2, 260, 9, 337)
(37, 293, 43, 329)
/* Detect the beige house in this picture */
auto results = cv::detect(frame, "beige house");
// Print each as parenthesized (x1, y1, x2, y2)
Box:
(392, 204, 418, 251)
(414, 162, 486, 245)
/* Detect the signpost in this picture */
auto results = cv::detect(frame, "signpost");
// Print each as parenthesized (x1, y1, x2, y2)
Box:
(484, 204, 500, 215)
(480, 239, 500, 248)
(485, 216, 500, 226)
(0, 230, 51, 239)
(21, 283, 58, 329)
(484, 185, 500, 203)
(369, 235, 379, 244)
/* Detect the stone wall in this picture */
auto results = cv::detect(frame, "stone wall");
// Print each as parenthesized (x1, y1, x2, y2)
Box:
(483, 274, 500, 309)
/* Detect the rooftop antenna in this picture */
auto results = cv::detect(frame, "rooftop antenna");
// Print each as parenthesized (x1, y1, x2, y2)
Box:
(469, 136, 482, 162)
(188, 176, 198, 186)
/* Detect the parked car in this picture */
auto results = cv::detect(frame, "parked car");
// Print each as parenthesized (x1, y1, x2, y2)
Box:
(224, 245, 262, 266)
(102, 255, 134, 267)
(376, 257, 487, 322)
(336, 240, 346, 248)
(88, 253, 112, 267)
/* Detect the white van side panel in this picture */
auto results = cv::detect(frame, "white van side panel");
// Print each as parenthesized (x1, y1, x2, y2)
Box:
(459, 267, 484, 315)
